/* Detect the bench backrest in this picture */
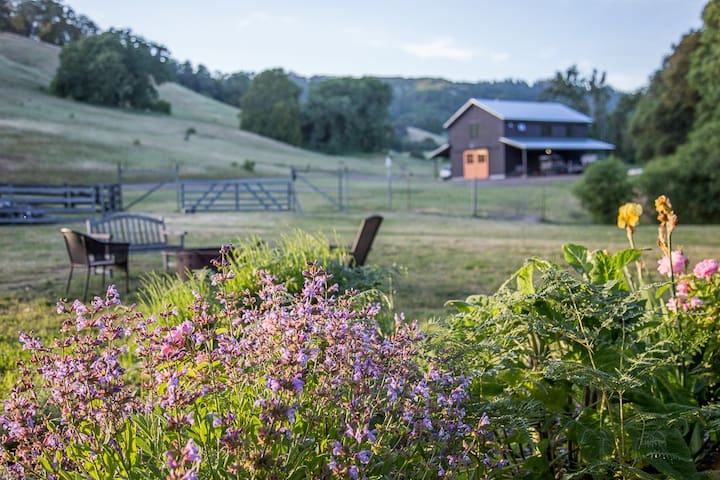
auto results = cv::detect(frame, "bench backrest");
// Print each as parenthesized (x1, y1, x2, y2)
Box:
(87, 213, 167, 247)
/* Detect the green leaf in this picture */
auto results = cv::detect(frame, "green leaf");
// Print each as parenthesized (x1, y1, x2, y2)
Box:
(563, 243, 592, 276)
(590, 250, 621, 284)
(642, 429, 698, 480)
(610, 248, 642, 270)
(514, 262, 536, 294)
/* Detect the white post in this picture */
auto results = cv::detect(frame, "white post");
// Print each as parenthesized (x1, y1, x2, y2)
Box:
(385, 154, 393, 210)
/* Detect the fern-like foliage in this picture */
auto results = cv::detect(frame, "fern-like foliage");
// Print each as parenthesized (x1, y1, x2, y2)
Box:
(436, 251, 714, 479)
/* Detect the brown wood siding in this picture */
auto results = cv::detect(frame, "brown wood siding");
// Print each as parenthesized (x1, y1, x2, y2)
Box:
(448, 106, 505, 177)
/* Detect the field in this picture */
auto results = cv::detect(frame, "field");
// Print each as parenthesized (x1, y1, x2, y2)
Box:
(2, 31, 720, 323)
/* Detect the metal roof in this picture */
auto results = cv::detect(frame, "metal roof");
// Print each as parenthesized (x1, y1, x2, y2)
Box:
(428, 143, 450, 159)
(499, 136, 615, 151)
(443, 98, 592, 128)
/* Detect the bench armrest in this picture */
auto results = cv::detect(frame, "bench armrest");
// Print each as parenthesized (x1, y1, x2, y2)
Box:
(89, 232, 112, 241)
(161, 228, 187, 247)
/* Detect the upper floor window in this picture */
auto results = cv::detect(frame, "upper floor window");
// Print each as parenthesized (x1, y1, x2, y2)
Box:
(541, 124, 552, 137)
(517, 122, 527, 133)
(567, 124, 575, 136)
(469, 123, 480, 139)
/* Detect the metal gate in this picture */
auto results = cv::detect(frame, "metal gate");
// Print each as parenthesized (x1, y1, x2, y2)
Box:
(178, 179, 294, 213)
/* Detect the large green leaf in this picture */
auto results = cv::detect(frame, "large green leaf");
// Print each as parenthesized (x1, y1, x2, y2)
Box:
(590, 250, 621, 284)
(563, 243, 593, 276)
(640, 428, 698, 480)
(611, 248, 642, 271)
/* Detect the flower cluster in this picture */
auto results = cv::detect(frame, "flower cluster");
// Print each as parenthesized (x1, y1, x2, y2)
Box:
(0, 264, 492, 478)
(664, 258, 719, 313)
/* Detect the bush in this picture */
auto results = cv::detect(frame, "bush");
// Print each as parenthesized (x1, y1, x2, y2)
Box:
(639, 121, 720, 223)
(140, 230, 400, 332)
(150, 100, 172, 115)
(573, 157, 634, 223)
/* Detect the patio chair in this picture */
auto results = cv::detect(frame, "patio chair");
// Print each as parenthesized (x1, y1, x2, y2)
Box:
(347, 215, 383, 267)
(60, 228, 130, 300)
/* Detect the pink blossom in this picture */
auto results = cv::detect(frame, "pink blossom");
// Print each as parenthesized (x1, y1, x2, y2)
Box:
(693, 259, 718, 280)
(690, 297, 704, 309)
(657, 250, 688, 277)
(676, 279, 691, 296)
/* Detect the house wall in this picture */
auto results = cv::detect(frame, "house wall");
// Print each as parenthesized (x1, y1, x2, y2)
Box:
(503, 121, 589, 137)
(448, 106, 505, 178)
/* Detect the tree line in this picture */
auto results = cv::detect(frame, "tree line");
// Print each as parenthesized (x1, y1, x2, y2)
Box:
(0, 0, 394, 154)
(0, 0, 97, 45)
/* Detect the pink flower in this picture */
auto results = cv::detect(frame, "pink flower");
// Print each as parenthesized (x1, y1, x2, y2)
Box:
(676, 279, 691, 296)
(693, 259, 718, 280)
(690, 297, 704, 309)
(657, 250, 688, 277)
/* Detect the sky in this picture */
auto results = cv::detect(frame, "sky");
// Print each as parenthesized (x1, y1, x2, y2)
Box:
(69, 0, 707, 92)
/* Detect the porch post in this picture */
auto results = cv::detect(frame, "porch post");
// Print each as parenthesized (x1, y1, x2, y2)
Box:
(522, 148, 528, 178)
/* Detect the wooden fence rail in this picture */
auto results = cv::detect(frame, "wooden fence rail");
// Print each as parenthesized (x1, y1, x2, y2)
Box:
(0, 184, 121, 224)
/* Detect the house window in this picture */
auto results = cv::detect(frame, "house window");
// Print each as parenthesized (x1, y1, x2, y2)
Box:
(469, 123, 480, 139)
(541, 124, 552, 137)
(567, 124, 575, 136)
(517, 122, 526, 132)
(507, 122, 515, 129)
(466, 154, 474, 163)
(477, 153, 487, 163)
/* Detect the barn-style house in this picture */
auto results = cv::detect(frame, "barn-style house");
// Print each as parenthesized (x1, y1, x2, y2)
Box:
(437, 98, 615, 179)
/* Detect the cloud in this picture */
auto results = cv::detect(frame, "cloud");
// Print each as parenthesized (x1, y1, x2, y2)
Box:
(236, 12, 297, 29)
(402, 38, 475, 61)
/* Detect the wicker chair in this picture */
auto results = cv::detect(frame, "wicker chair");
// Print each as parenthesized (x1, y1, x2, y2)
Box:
(60, 228, 130, 300)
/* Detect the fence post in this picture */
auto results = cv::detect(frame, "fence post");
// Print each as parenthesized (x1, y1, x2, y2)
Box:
(175, 163, 181, 212)
(337, 166, 344, 211)
(472, 177, 478, 217)
(343, 165, 349, 212)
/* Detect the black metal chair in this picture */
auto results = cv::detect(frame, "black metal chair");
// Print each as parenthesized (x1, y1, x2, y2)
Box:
(348, 215, 383, 267)
(60, 228, 130, 300)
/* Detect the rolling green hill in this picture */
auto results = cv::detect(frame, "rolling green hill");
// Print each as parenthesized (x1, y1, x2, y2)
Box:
(0, 33, 388, 184)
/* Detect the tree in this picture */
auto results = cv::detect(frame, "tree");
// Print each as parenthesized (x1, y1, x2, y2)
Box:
(606, 90, 642, 162)
(689, 0, 720, 124)
(6, 0, 97, 45)
(637, 2, 720, 223)
(51, 29, 171, 111)
(0, 0, 12, 31)
(240, 68, 302, 145)
(217, 71, 251, 107)
(628, 31, 701, 163)
(539, 65, 590, 114)
(301, 77, 393, 154)
(540, 65, 615, 141)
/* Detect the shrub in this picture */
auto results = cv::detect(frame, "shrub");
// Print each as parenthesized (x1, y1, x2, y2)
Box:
(140, 230, 400, 333)
(639, 124, 720, 223)
(0, 267, 496, 478)
(150, 100, 172, 115)
(242, 159, 255, 172)
(573, 157, 634, 223)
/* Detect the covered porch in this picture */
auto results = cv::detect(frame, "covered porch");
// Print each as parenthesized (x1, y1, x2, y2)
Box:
(500, 137, 615, 176)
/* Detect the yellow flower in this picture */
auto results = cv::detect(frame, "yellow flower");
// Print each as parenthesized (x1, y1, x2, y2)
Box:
(617, 202, 643, 229)
(655, 195, 673, 224)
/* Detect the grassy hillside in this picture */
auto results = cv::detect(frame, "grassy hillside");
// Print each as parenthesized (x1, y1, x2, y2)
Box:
(0, 33, 393, 184)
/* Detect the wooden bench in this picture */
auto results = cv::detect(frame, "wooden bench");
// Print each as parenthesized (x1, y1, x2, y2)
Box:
(86, 213, 186, 270)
